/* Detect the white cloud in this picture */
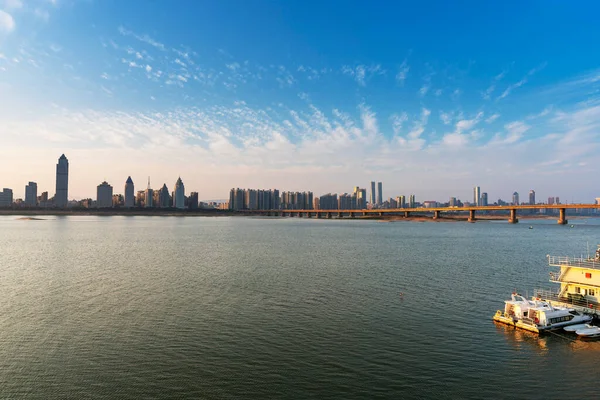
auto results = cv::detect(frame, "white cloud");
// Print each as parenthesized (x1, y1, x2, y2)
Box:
(485, 113, 500, 123)
(0, 10, 15, 33)
(390, 112, 408, 135)
(118, 26, 166, 51)
(407, 108, 430, 140)
(342, 64, 384, 86)
(395, 60, 409, 85)
(439, 111, 452, 125)
(498, 78, 526, 100)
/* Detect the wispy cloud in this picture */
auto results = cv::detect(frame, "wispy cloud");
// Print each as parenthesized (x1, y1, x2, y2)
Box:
(3, 0, 22, 10)
(485, 113, 500, 123)
(497, 62, 546, 100)
(395, 60, 409, 86)
(390, 112, 408, 135)
(118, 26, 166, 51)
(342, 64, 384, 86)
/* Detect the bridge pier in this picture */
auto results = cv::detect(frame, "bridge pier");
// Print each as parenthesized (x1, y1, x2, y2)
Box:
(433, 210, 440, 220)
(404, 211, 410, 218)
(349, 212, 355, 218)
(508, 208, 518, 223)
(298, 212, 303, 218)
(338, 212, 342, 218)
(558, 208, 568, 225)
(468, 210, 476, 222)
(379, 212, 383, 217)
(316, 212, 321, 219)
(326, 212, 332, 219)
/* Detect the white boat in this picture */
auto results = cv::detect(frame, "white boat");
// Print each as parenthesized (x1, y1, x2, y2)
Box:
(576, 326, 600, 338)
(493, 293, 593, 333)
(563, 323, 593, 332)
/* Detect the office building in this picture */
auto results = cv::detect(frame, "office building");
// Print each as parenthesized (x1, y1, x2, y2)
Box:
(512, 192, 519, 205)
(396, 196, 406, 208)
(25, 182, 37, 206)
(124, 176, 135, 207)
(112, 194, 124, 207)
(529, 190, 536, 205)
(0, 188, 13, 207)
(353, 187, 367, 209)
(377, 182, 382, 205)
(473, 186, 481, 207)
(173, 177, 185, 209)
(481, 192, 488, 206)
(370, 181, 376, 205)
(548, 197, 555, 205)
(449, 197, 457, 207)
(338, 193, 354, 209)
(409, 194, 415, 208)
(96, 181, 113, 208)
(188, 192, 199, 209)
(54, 154, 69, 207)
(318, 193, 338, 210)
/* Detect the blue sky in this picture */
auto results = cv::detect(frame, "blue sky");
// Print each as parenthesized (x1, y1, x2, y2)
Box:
(1, 0, 599, 202)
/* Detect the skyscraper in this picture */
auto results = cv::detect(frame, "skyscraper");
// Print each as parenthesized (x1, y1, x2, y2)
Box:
(481, 192, 488, 206)
(512, 192, 519, 205)
(529, 190, 536, 205)
(96, 181, 113, 208)
(473, 186, 481, 206)
(354, 187, 367, 209)
(54, 154, 69, 207)
(159, 184, 170, 207)
(409, 194, 415, 208)
(25, 182, 37, 206)
(377, 182, 382, 205)
(188, 192, 199, 209)
(124, 176, 135, 207)
(173, 177, 185, 209)
(0, 188, 13, 207)
(370, 181, 376, 205)
(144, 177, 153, 208)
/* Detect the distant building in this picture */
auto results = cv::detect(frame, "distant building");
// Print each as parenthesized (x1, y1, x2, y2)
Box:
(318, 193, 338, 210)
(25, 182, 37, 206)
(388, 197, 397, 208)
(548, 197, 555, 205)
(54, 154, 69, 207)
(145, 188, 154, 208)
(158, 184, 170, 208)
(38, 191, 49, 207)
(423, 201, 437, 208)
(96, 181, 113, 208)
(112, 194, 124, 207)
(474, 186, 481, 206)
(370, 181, 376, 206)
(353, 187, 367, 209)
(481, 192, 488, 206)
(397, 195, 406, 208)
(0, 188, 13, 207)
(136, 190, 146, 207)
(449, 197, 457, 207)
(124, 177, 135, 207)
(173, 177, 185, 209)
(377, 182, 383, 205)
(409, 194, 415, 208)
(338, 193, 354, 209)
(188, 192, 199, 209)
(555, 197, 560, 204)
(529, 190, 536, 205)
(512, 192, 519, 205)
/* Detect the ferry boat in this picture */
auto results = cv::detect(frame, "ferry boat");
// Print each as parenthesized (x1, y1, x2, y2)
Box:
(493, 293, 592, 333)
(535, 244, 600, 309)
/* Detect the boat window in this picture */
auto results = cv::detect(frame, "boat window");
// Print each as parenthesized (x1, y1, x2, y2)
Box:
(569, 310, 580, 315)
(575, 287, 581, 294)
(590, 289, 595, 296)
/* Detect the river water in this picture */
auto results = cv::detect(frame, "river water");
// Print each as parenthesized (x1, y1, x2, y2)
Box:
(1, 215, 599, 399)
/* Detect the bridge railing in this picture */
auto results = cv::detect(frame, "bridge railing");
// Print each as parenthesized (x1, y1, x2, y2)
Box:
(547, 255, 600, 270)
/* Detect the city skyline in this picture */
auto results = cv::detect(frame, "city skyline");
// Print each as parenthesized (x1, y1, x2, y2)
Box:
(1, 2, 599, 201)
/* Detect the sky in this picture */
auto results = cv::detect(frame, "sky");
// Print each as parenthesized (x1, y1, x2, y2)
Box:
(1, 0, 600, 202)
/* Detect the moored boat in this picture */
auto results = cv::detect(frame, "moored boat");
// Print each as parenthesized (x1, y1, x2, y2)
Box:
(493, 293, 592, 333)
(563, 323, 593, 332)
(576, 326, 600, 338)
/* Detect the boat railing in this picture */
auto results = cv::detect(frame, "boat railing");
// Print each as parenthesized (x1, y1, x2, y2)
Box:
(547, 255, 600, 270)
(534, 288, 599, 315)
(549, 271, 562, 282)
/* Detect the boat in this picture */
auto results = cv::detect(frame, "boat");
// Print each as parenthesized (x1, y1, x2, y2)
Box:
(576, 326, 600, 338)
(529, 226, 533, 229)
(493, 293, 592, 333)
(563, 323, 593, 332)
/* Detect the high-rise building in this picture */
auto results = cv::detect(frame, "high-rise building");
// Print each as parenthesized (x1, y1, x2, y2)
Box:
(548, 197, 555, 205)
(271, 189, 280, 210)
(96, 181, 113, 208)
(512, 192, 519, 205)
(377, 182, 383, 205)
(173, 177, 185, 209)
(25, 181, 37, 206)
(159, 184, 170, 207)
(188, 192, 199, 209)
(124, 176, 135, 207)
(449, 197, 457, 207)
(54, 154, 69, 207)
(112, 194, 124, 207)
(318, 193, 338, 210)
(555, 197, 560, 204)
(481, 192, 488, 206)
(529, 190, 536, 205)
(409, 194, 415, 208)
(145, 188, 154, 207)
(338, 193, 354, 209)
(397, 196, 406, 208)
(39, 191, 49, 207)
(354, 187, 367, 209)
(0, 188, 13, 207)
(370, 181, 376, 205)
(473, 186, 481, 206)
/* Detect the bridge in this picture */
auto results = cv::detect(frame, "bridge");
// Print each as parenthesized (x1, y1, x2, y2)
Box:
(239, 204, 600, 224)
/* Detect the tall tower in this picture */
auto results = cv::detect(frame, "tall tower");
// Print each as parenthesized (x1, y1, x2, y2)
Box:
(370, 181, 376, 205)
(173, 177, 185, 209)
(473, 186, 481, 206)
(124, 176, 135, 207)
(512, 192, 519, 205)
(145, 177, 154, 208)
(377, 182, 382, 205)
(25, 181, 37, 206)
(529, 190, 536, 205)
(55, 154, 69, 207)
